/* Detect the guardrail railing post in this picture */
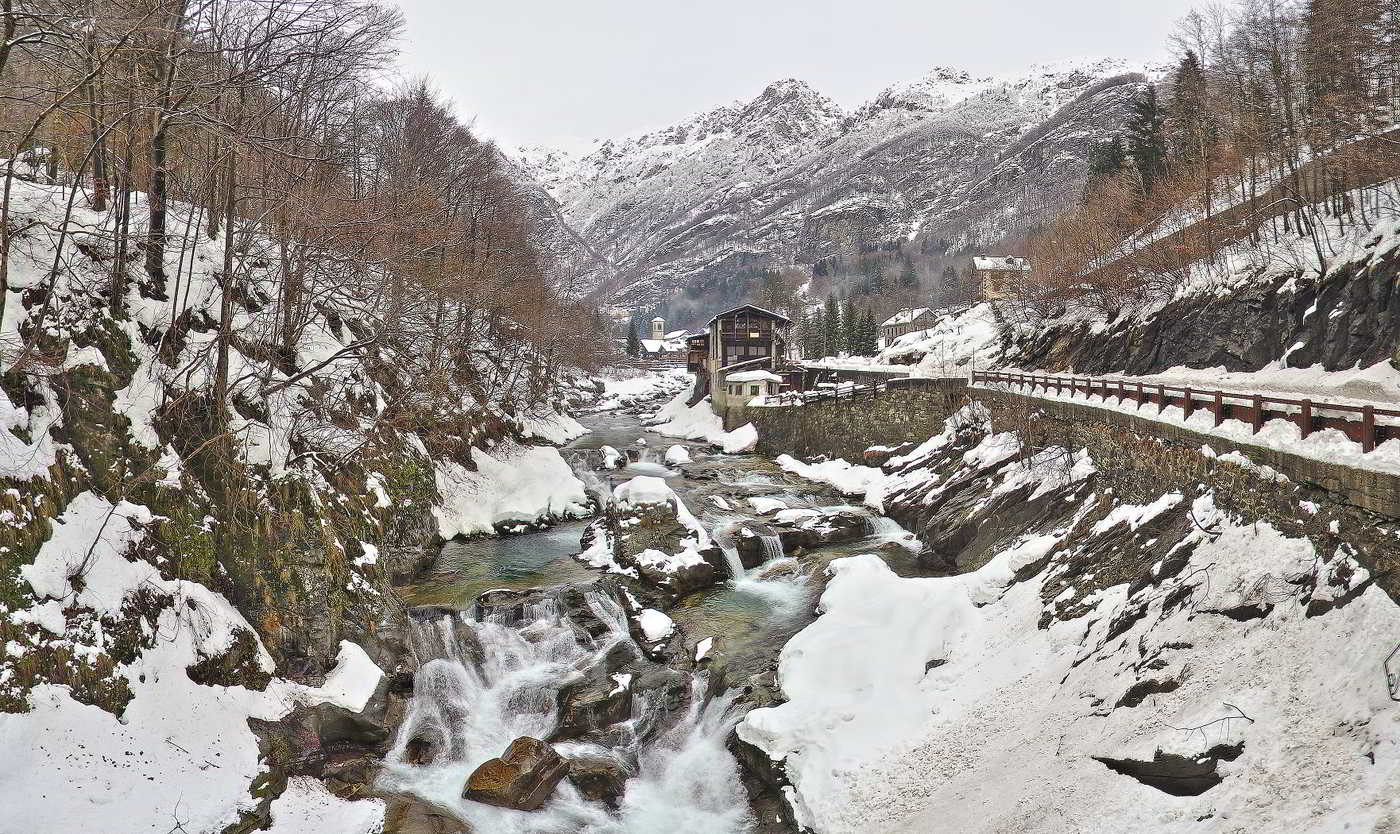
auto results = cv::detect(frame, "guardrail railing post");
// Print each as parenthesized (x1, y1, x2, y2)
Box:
(1251, 394, 1264, 434)
(1158, 384, 1166, 413)
(1300, 399, 1313, 438)
(1213, 391, 1224, 426)
(1363, 405, 1377, 452)
(1183, 387, 1194, 420)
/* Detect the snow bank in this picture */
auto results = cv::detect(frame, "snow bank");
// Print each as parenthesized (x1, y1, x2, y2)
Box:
(519, 409, 589, 444)
(775, 454, 885, 499)
(651, 392, 724, 439)
(664, 444, 693, 464)
(2, 491, 387, 834)
(721, 422, 758, 454)
(590, 367, 692, 412)
(749, 497, 788, 514)
(265, 778, 385, 833)
(613, 475, 677, 509)
(434, 442, 592, 538)
(303, 640, 384, 713)
(652, 392, 760, 453)
(876, 303, 1002, 371)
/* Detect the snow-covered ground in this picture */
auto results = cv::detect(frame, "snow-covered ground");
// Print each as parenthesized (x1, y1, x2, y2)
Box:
(739, 492, 1400, 833)
(0, 173, 600, 833)
(774, 455, 885, 500)
(801, 304, 1004, 378)
(434, 441, 593, 538)
(588, 367, 693, 412)
(2, 492, 387, 834)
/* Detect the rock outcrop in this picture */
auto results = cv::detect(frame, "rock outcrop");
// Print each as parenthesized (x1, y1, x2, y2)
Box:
(592, 476, 729, 595)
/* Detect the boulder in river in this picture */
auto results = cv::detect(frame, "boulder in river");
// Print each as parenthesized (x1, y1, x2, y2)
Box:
(566, 755, 632, 807)
(606, 476, 728, 594)
(463, 736, 569, 810)
(552, 651, 635, 741)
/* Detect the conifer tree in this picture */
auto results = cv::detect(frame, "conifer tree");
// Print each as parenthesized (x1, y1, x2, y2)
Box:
(1086, 136, 1126, 183)
(1167, 51, 1215, 165)
(841, 298, 858, 354)
(866, 259, 890, 296)
(899, 261, 918, 289)
(1125, 85, 1168, 195)
(823, 293, 841, 357)
(626, 325, 641, 357)
(859, 308, 878, 354)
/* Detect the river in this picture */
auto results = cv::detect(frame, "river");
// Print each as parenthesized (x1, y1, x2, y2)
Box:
(378, 406, 925, 833)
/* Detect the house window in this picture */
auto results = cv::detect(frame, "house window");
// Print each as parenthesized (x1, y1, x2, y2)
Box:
(750, 385, 760, 396)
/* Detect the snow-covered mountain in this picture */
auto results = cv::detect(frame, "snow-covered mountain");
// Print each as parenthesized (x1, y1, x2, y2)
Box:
(513, 58, 1158, 317)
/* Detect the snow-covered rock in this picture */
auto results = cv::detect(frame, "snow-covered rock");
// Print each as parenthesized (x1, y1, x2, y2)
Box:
(636, 608, 676, 642)
(434, 442, 593, 538)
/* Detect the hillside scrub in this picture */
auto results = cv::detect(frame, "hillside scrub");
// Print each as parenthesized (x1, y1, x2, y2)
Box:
(0, 2, 617, 829)
(1005, 0, 1400, 327)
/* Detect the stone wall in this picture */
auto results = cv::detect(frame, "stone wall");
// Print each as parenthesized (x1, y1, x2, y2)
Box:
(749, 381, 1400, 522)
(743, 379, 966, 461)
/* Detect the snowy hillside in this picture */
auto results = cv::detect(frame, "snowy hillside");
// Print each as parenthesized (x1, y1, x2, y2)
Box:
(512, 58, 1157, 313)
(0, 175, 593, 833)
(739, 404, 1400, 833)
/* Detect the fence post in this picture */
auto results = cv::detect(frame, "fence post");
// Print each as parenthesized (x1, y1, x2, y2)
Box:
(1136, 383, 1144, 409)
(1118, 379, 1125, 403)
(1183, 387, 1194, 420)
(1251, 394, 1264, 434)
(1213, 391, 1224, 426)
(1300, 399, 1313, 438)
(1363, 405, 1377, 452)
(1158, 384, 1166, 413)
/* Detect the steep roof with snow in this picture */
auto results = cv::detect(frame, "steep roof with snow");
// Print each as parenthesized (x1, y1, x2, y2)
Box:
(880, 308, 933, 327)
(640, 338, 685, 353)
(726, 370, 784, 383)
(708, 304, 792, 325)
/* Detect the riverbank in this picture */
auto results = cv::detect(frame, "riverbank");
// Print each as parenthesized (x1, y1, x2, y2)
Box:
(375, 380, 931, 833)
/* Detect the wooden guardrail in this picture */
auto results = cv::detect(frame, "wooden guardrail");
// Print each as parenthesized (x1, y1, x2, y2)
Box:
(971, 370, 1400, 452)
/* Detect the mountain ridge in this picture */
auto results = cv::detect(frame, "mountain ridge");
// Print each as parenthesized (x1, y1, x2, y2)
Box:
(513, 56, 1164, 318)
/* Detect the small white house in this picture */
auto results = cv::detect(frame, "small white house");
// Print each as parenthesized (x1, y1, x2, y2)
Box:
(879, 307, 935, 347)
(724, 369, 783, 402)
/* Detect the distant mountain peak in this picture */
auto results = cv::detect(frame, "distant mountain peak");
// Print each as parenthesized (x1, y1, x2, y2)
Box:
(505, 56, 1151, 310)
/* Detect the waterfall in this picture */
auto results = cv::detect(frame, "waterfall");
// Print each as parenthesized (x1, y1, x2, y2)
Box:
(378, 591, 755, 834)
(719, 542, 746, 578)
(758, 534, 785, 563)
(862, 513, 921, 550)
(575, 461, 613, 508)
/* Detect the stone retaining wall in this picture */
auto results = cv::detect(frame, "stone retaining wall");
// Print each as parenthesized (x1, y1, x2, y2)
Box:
(749, 382, 1400, 521)
(743, 379, 966, 462)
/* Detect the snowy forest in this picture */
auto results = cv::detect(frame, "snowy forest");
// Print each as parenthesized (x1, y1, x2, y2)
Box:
(5, 0, 1400, 833)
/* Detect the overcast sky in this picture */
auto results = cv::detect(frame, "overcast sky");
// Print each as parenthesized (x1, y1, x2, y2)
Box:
(390, 0, 1201, 152)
